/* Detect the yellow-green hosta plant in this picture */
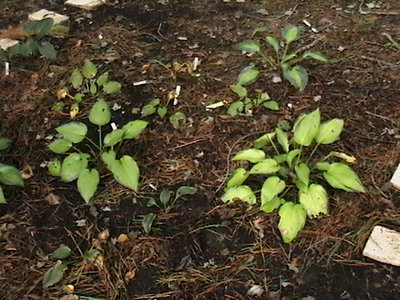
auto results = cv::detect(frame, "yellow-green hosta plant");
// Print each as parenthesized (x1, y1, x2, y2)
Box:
(235, 25, 329, 91)
(48, 99, 148, 203)
(222, 108, 365, 243)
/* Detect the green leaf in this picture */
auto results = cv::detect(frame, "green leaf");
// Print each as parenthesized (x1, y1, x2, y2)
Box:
(276, 128, 289, 152)
(77, 168, 99, 203)
(70, 69, 83, 89)
(265, 36, 280, 53)
(56, 122, 88, 143)
(315, 119, 344, 144)
(60, 153, 89, 182)
(323, 163, 365, 192)
(48, 159, 61, 176)
(19, 39, 38, 57)
(226, 167, 249, 189)
(101, 150, 116, 169)
(38, 41, 57, 60)
(232, 148, 266, 163)
(283, 65, 309, 92)
(157, 106, 167, 118)
(251, 26, 268, 37)
(103, 129, 124, 147)
(0, 163, 23, 186)
(81, 59, 97, 79)
(278, 202, 307, 243)
(103, 81, 121, 94)
(254, 132, 276, 148)
(273, 154, 287, 164)
(261, 176, 285, 204)
(110, 155, 140, 191)
(263, 101, 279, 111)
(299, 184, 328, 218)
(43, 260, 67, 288)
(169, 112, 186, 129)
(89, 81, 97, 95)
(293, 108, 320, 146)
(149, 98, 161, 106)
(48, 138, 72, 154)
(89, 99, 111, 126)
(25, 18, 54, 38)
(281, 25, 301, 44)
(282, 53, 297, 63)
(97, 72, 109, 86)
(229, 84, 247, 98)
(286, 149, 300, 168)
(237, 66, 260, 86)
(227, 101, 244, 116)
(0, 186, 5, 204)
(221, 185, 256, 205)
(122, 120, 148, 139)
(0, 138, 12, 150)
(302, 51, 328, 62)
(142, 213, 156, 234)
(50, 245, 72, 260)
(175, 186, 197, 200)
(141, 104, 157, 117)
(295, 163, 310, 187)
(249, 159, 280, 175)
(73, 93, 83, 102)
(160, 189, 173, 207)
(236, 40, 261, 53)
(260, 196, 285, 213)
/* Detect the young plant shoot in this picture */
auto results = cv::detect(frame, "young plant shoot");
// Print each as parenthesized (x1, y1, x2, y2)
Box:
(222, 108, 365, 243)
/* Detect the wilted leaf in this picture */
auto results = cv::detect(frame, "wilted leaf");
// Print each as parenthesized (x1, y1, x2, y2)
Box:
(315, 119, 344, 144)
(236, 40, 261, 53)
(122, 120, 148, 139)
(60, 153, 89, 182)
(77, 168, 99, 203)
(302, 51, 328, 62)
(89, 99, 111, 126)
(281, 25, 301, 44)
(56, 122, 88, 143)
(293, 108, 320, 146)
(103, 129, 125, 147)
(48, 139, 72, 154)
(226, 167, 249, 189)
(254, 132, 276, 148)
(103, 81, 121, 94)
(50, 245, 72, 260)
(249, 159, 280, 175)
(229, 84, 247, 98)
(43, 260, 67, 288)
(232, 148, 266, 163)
(237, 66, 260, 86)
(221, 185, 256, 204)
(299, 184, 328, 218)
(261, 176, 285, 204)
(142, 213, 156, 234)
(81, 59, 97, 79)
(283, 65, 309, 92)
(0, 163, 23, 186)
(278, 202, 307, 243)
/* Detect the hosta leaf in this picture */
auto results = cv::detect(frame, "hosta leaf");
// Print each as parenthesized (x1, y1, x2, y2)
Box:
(60, 153, 89, 182)
(48, 138, 72, 154)
(249, 159, 280, 175)
(273, 154, 287, 164)
(103, 81, 121, 94)
(237, 66, 260, 86)
(97, 72, 109, 86)
(25, 18, 53, 38)
(323, 163, 365, 192)
(226, 167, 249, 189)
(236, 40, 261, 53)
(48, 159, 61, 176)
(276, 128, 289, 152)
(38, 41, 57, 60)
(278, 202, 306, 243)
(261, 176, 285, 204)
(265, 36, 280, 53)
(89, 81, 97, 95)
(0, 186, 5, 203)
(286, 149, 300, 168)
(315, 119, 344, 144)
(149, 98, 161, 106)
(50, 245, 72, 260)
(0, 138, 12, 150)
(227, 101, 244, 116)
(43, 260, 67, 288)
(141, 104, 157, 117)
(175, 186, 198, 200)
(232, 148, 266, 163)
(299, 184, 328, 218)
(142, 213, 156, 234)
(160, 189, 173, 206)
(157, 106, 167, 118)
(122, 120, 148, 139)
(110, 155, 140, 191)
(263, 100, 279, 111)
(282, 53, 296, 63)
(81, 59, 97, 79)
(281, 25, 301, 44)
(229, 84, 247, 98)
(89, 99, 111, 126)
(302, 51, 328, 62)
(293, 108, 320, 146)
(254, 132, 276, 148)
(77, 168, 99, 203)
(169, 112, 186, 129)
(260, 196, 285, 213)
(295, 163, 310, 187)
(0, 163, 24, 186)
(283, 65, 309, 92)
(103, 129, 124, 147)
(251, 26, 268, 37)
(56, 122, 88, 143)
(221, 185, 256, 205)
(70, 69, 83, 89)
(101, 150, 116, 170)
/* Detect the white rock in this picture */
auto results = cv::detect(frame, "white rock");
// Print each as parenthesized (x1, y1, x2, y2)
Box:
(28, 9, 69, 24)
(390, 163, 400, 190)
(0, 38, 19, 50)
(65, 0, 104, 10)
(363, 225, 400, 266)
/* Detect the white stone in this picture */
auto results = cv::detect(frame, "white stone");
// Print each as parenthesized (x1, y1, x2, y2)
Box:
(28, 9, 69, 25)
(65, 0, 104, 10)
(0, 38, 19, 50)
(362, 225, 400, 266)
(390, 163, 400, 190)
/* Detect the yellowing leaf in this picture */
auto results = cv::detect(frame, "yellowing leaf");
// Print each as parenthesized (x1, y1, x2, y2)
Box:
(249, 159, 280, 175)
(77, 168, 99, 203)
(221, 185, 256, 204)
(261, 176, 286, 204)
(278, 202, 306, 243)
(254, 132, 276, 148)
(323, 163, 365, 192)
(299, 184, 328, 218)
(281, 25, 301, 44)
(232, 148, 266, 163)
(226, 167, 249, 189)
(293, 108, 320, 146)
(276, 128, 289, 152)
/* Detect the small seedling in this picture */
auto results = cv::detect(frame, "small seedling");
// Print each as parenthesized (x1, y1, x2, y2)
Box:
(141, 98, 187, 129)
(222, 108, 365, 243)
(48, 100, 148, 203)
(235, 25, 329, 91)
(43, 245, 72, 288)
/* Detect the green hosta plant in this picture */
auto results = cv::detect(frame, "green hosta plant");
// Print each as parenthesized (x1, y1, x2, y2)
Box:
(222, 108, 365, 243)
(48, 100, 148, 203)
(235, 25, 329, 91)
(0, 136, 24, 203)
(141, 98, 187, 128)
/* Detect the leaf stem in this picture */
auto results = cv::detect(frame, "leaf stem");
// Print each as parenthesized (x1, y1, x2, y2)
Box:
(306, 143, 320, 164)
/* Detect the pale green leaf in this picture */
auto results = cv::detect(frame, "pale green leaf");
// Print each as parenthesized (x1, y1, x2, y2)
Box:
(232, 148, 266, 163)
(249, 159, 280, 175)
(43, 260, 67, 288)
(142, 213, 156, 234)
(227, 101, 244, 116)
(77, 168, 99, 203)
(56, 122, 88, 143)
(283, 65, 309, 92)
(110, 155, 140, 190)
(0, 163, 23, 186)
(315, 119, 344, 144)
(81, 59, 97, 79)
(251, 27, 268, 37)
(148, 98, 161, 106)
(50, 245, 72, 260)
(261, 176, 285, 204)
(254, 132, 276, 148)
(101, 150, 116, 170)
(286, 149, 300, 168)
(229, 84, 247, 98)
(169, 112, 186, 128)
(293, 108, 320, 146)
(103, 81, 121, 94)
(97, 72, 109, 86)
(263, 100, 279, 111)
(276, 128, 289, 152)
(237, 66, 260, 86)
(265, 36, 280, 53)
(89, 99, 111, 126)
(0, 138, 12, 150)
(89, 81, 97, 95)
(141, 104, 157, 117)
(103, 129, 124, 147)
(299, 184, 329, 218)
(236, 40, 261, 53)
(48, 159, 61, 176)
(60, 153, 89, 182)
(221, 185, 256, 205)
(0, 186, 5, 203)
(48, 138, 72, 154)
(323, 163, 365, 192)
(273, 154, 287, 164)
(282, 53, 296, 63)
(122, 120, 148, 139)
(278, 202, 307, 243)
(281, 25, 301, 44)
(226, 167, 249, 189)
(260, 196, 285, 213)
(70, 69, 83, 89)
(157, 106, 167, 118)
(302, 51, 328, 62)
(295, 163, 310, 187)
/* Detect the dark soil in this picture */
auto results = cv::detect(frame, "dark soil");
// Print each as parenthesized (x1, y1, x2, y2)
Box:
(1, 0, 400, 299)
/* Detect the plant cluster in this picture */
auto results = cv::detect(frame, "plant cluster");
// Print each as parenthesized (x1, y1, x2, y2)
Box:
(222, 108, 365, 243)
(141, 98, 187, 129)
(48, 99, 148, 203)
(235, 25, 329, 91)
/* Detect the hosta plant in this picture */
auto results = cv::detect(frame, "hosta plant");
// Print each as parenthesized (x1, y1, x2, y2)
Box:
(48, 100, 148, 203)
(141, 98, 187, 129)
(235, 25, 329, 91)
(222, 108, 365, 243)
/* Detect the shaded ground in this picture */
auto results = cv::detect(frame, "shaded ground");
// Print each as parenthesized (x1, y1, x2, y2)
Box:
(0, 0, 400, 299)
